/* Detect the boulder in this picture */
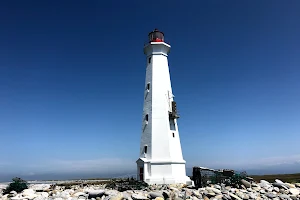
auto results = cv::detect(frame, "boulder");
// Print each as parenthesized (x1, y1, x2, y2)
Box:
(110, 192, 124, 200)
(132, 194, 148, 200)
(275, 179, 284, 184)
(229, 193, 242, 200)
(288, 188, 300, 196)
(149, 192, 163, 198)
(240, 180, 251, 188)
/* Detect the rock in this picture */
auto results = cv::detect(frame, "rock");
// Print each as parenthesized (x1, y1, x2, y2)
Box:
(213, 185, 221, 190)
(192, 190, 202, 198)
(275, 179, 284, 184)
(243, 194, 250, 200)
(215, 194, 223, 199)
(73, 191, 88, 197)
(222, 194, 231, 200)
(290, 196, 297, 200)
(22, 189, 35, 195)
(279, 194, 289, 199)
(204, 195, 210, 200)
(211, 188, 222, 195)
(273, 183, 289, 190)
(252, 187, 260, 192)
(240, 180, 251, 188)
(236, 192, 244, 199)
(162, 190, 170, 199)
(149, 192, 163, 198)
(259, 189, 266, 194)
(285, 183, 296, 188)
(288, 188, 300, 196)
(132, 194, 148, 200)
(273, 187, 280, 192)
(294, 183, 300, 188)
(88, 190, 105, 198)
(30, 184, 51, 191)
(155, 197, 164, 200)
(110, 192, 124, 200)
(266, 193, 277, 198)
(229, 193, 242, 200)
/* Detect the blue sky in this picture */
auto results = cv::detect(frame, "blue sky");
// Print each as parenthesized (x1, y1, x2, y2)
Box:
(1, 0, 300, 181)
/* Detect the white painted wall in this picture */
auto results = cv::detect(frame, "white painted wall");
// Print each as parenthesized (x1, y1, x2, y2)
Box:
(137, 41, 191, 185)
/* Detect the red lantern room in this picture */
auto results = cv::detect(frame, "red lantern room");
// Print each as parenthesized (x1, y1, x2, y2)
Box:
(148, 29, 164, 42)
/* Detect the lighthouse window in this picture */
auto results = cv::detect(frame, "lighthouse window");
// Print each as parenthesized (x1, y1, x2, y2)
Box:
(144, 146, 148, 154)
(148, 57, 151, 64)
(145, 114, 149, 122)
(146, 83, 150, 90)
(169, 117, 176, 131)
(172, 133, 175, 138)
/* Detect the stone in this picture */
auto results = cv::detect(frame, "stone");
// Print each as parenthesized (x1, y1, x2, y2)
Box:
(211, 188, 222, 195)
(290, 195, 297, 200)
(273, 183, 288, 190)
(110, 192, 124, 200)
(155, 197, 164, 200)
(73, 191, 88, 197)
(149, 192, 163, 198)
(266, 193, 277, 198)
(236, 192, 244, 199)
(279, 194, 289, 199)
(243, 194, 249, 200)
(193, 190, 202, 198)
(22, 189, 35, 196)
(215, 194, 223, 199)
(214, 185, 222, 190)
(273, 187, 280, 192)
(204, 195, 210, 200)
(275, 180, 284, 184)
(288, 188, 300, 196)
(229, 193, 242, 200)
(285, 183, 296, 188)
(248, 192, 256, 199)
(294, 183, 300, 188)
(132, 194, 148, 200)
(88, 189, 105, 197)
(259, 189, 266, 194)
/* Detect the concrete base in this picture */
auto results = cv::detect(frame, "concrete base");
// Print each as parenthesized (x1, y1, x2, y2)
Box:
(136, 158, 193, 185)
(145, 176, 192, 185)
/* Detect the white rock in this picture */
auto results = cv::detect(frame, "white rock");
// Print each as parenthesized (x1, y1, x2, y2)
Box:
(289, 188, 300, 196)
(229, 193, 242, 200)
(30, 184, 51, 191)
(22, 189, 35, 195)
(273, 187, 280, 192)
(73, 191, 88, 197)
(275, 179, 284, 184)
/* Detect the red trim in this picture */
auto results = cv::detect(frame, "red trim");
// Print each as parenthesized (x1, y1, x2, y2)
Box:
(152, 38, 163, 42)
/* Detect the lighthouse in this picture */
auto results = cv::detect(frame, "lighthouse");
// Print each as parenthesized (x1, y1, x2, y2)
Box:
(136, 29, 192, 185)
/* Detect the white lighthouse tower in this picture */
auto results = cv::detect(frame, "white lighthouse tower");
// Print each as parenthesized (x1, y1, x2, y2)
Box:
(136, 29, 192, 185)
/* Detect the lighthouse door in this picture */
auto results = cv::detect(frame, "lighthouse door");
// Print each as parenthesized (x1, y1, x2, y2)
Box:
(139, 167, 144, 180)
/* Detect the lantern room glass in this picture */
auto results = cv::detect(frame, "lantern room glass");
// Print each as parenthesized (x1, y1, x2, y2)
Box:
(148, 29, 164, 42)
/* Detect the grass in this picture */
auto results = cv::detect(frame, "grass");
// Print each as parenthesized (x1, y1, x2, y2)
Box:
(250, 173, 300, 183)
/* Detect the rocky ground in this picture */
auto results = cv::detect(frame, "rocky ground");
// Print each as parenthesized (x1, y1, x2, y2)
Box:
(0, 178, 300, 200)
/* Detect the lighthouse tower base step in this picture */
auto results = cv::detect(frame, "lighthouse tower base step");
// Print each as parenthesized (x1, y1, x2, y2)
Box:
(136, 158, 193, 185)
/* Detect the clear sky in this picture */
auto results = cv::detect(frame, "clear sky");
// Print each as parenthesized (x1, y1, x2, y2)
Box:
(0, 0, 300, 181)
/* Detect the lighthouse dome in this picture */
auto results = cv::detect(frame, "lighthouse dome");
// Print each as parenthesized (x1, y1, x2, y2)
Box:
(148, 29, 164, 42)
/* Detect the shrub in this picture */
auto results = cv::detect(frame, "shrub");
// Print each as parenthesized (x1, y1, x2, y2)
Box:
(3, 177, 28, 194)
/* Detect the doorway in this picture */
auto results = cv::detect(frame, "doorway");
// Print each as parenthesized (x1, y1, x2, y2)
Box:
(139, 167, 144, 181)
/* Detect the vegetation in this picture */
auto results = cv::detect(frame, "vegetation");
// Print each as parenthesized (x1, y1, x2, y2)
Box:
(251, 173, 300, 183)
(3, 177, 28, 194)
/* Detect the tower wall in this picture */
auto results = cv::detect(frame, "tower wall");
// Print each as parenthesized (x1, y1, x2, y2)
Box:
(137, 38, 192, 185)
